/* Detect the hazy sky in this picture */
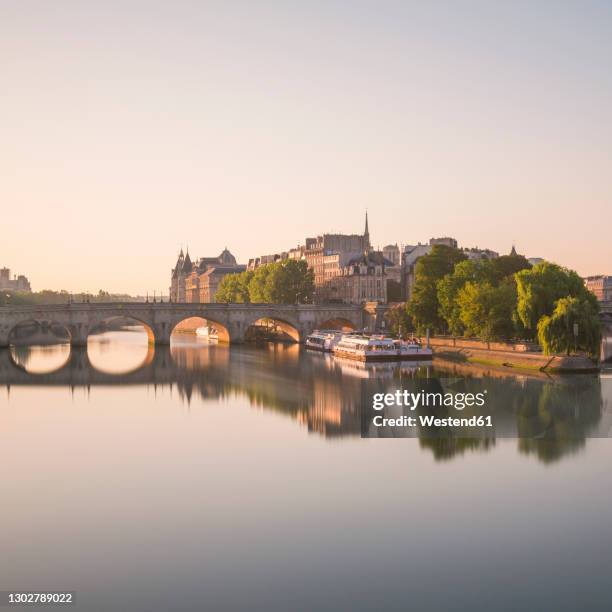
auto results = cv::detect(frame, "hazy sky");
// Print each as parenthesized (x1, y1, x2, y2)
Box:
(2, 0, 611, 294)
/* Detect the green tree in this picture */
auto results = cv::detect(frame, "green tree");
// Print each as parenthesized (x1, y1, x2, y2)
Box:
(384, 303, 413, 338)
(515, 262, 598, 338)
(537, 297, 601, 357)
(490, 254, 531, 282)
(456, 280, 517, 340)
(407, 245, 467, 333)
(245, 260, 314, 304)
(215, 271, 253, 303)
(437, 259, 495, 335)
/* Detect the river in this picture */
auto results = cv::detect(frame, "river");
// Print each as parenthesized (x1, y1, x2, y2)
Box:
(1, 329, 611, 611)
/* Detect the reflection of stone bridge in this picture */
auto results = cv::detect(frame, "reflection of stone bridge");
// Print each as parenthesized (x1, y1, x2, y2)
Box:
(0, 302, 382, 347)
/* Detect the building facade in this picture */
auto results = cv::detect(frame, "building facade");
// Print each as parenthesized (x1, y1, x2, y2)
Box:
(170, 248, 244, 303)
(0, 267, 31, 292)
(585, 275, 612, 301)
(317, 251, 389, 304)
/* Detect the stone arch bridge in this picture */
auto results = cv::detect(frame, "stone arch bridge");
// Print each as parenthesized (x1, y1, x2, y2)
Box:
(0, 302, 385, 347)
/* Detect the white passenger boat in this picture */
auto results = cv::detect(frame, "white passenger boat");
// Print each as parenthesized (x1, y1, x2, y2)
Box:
(332, 334, 433, 361)
(333, 334, 399, 361)
(305, 330, 344, 352)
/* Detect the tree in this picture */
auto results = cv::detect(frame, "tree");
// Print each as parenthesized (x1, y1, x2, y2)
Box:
(437, 259, 496, 335)
(218, 260, 314, 304)
(215, 271, 253, 303)
(515, 262, 598, 337)
(384, 303, 413, 338)
(406, 245, 467, 333)
(456, 280, 517, 340)
(490, 254, 531, 282)
(537, 297, 601, 357)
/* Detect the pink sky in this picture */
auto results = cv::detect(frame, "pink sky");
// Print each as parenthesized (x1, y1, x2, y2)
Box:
(2, 2, 611, 294)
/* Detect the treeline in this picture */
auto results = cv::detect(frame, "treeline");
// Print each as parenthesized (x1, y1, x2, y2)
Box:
(216, 259, 314, 304)
(0, 290, 136, 306)
(387, 245, 601, 357)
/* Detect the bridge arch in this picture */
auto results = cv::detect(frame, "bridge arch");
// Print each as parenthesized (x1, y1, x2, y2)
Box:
(170, 315, 232, 343)
(244, 314, 302, 343)
(87, 315, 156, 345)
(316, 317, 357, 332)
(7, 318, 72, 346)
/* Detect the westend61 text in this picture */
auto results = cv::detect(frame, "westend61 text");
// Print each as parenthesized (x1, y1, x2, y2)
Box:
(372, 390, 487, 411)
(371, 414, 493, 428)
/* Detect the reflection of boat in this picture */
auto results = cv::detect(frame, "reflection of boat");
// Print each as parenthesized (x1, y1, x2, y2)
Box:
(332, 334, 432, 361)
(305, 330, 343, 352)
(196, 326, 218, 340)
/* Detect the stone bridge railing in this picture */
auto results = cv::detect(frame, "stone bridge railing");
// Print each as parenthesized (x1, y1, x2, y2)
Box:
(0, 302, 382, 347)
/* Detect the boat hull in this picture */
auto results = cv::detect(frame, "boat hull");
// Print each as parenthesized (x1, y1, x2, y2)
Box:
(333, 350, 433, 362)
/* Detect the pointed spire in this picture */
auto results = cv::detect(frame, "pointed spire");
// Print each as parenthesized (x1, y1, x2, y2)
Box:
(510, 244, 517, 256)
(364, 210, 369, 237)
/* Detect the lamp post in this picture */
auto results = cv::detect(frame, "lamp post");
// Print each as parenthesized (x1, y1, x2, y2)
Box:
(573, 322, 579, 355)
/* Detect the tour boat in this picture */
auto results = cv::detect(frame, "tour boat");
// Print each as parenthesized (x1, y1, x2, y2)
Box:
(332, 334, 433, 362)
(196, 326, 218, 340)
(305, 330, 344, 352)
(333, 334, 400, 361)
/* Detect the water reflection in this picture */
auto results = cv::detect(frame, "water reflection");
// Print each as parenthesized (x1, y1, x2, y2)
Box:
(10, 343, 71, 374)
(87, 328, 153, 374)
(0, 335, 609, 464)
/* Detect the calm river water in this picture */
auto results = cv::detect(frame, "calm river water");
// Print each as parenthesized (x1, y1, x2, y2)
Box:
(1, 329, 611, 611)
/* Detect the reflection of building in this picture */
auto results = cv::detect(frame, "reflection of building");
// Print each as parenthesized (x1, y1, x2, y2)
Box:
(0, 267, 31, 292)
(585, 275, 612, 301)
(170, 248, 245, 303)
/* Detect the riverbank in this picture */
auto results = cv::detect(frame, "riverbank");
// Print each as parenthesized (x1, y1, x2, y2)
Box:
(427, 343, 598, 374)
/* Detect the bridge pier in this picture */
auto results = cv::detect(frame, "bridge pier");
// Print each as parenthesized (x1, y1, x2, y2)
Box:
(68, 323, 90, 347)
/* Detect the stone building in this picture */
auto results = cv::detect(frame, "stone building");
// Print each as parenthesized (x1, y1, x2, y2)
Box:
(462, 247, 499, 260)
(317, 251, 390, 304)
(305, 213, 371, 295)
(170, 248, 244, 303)
(0, 267, 32, 292)
(382, 244, 400, 266)
(585, 275, 612, 301)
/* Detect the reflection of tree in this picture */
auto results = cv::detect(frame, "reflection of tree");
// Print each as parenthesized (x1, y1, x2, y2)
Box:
(517, 378, 602, 463)
(419, 438, 496, 461)
(412, 377, 496, 461)
(2, 340, 605, 463)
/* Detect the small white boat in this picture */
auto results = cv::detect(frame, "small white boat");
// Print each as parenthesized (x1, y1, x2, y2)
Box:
(196, 326, 218, 340)
(305, 330, 344, 352)
(395, 339, 433, 361)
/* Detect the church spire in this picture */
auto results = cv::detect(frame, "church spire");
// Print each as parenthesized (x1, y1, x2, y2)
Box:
(364, 210, 371, 250)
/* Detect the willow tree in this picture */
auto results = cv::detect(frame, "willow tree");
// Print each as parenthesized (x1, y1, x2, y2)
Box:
(537, 297, 601, 357)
